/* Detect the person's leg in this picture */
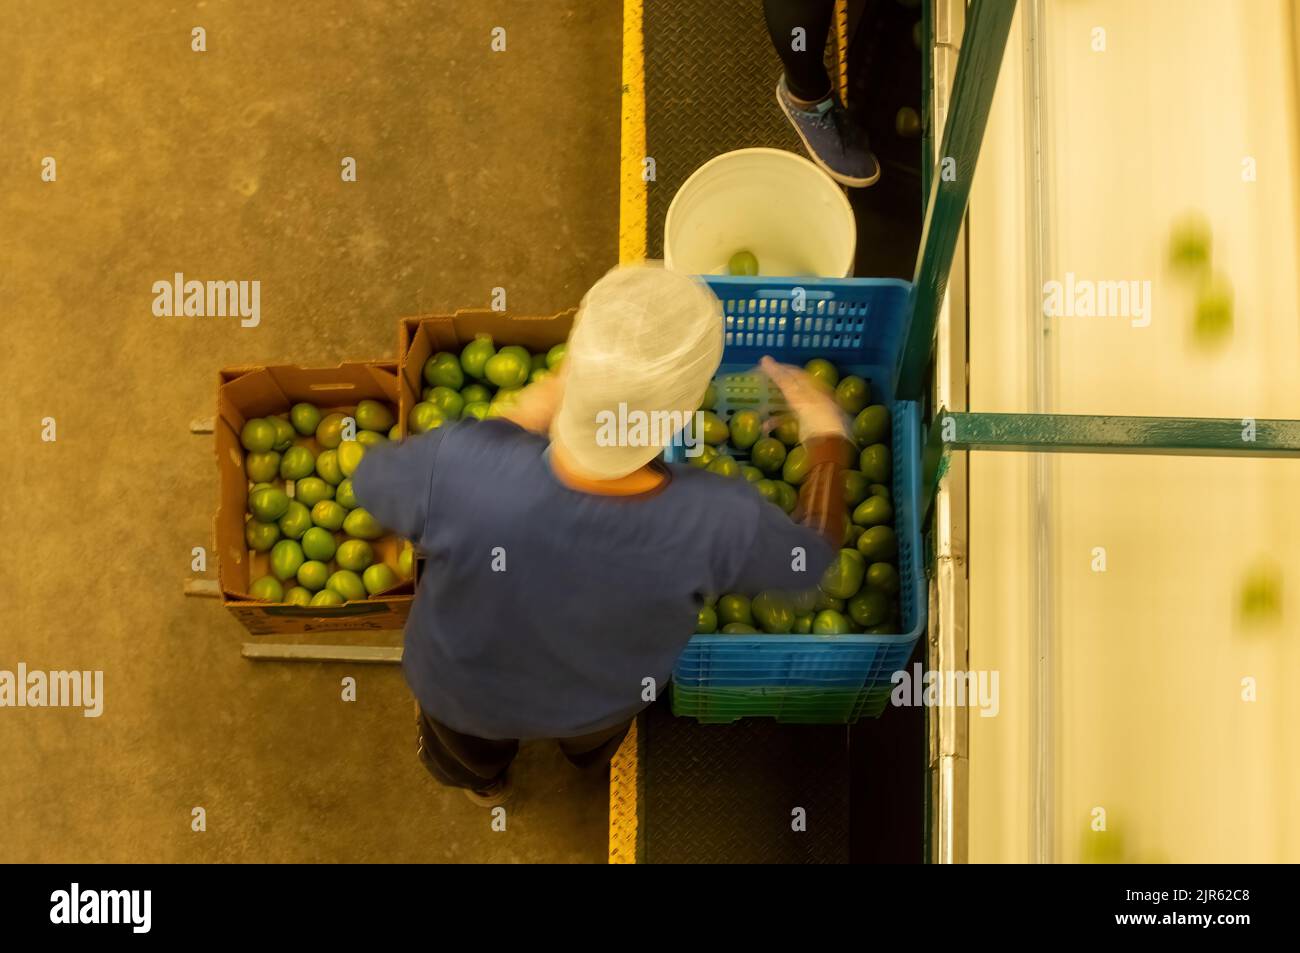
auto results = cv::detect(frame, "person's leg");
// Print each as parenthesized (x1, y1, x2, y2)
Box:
(557, 719, 633, 770)
(762, 0, 836, 103)
(763, 0, 880, 188)
(415, 703, 517, 804)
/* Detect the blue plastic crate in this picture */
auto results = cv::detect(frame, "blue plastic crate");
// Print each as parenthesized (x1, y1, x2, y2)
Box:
(671, 276, 925, 724)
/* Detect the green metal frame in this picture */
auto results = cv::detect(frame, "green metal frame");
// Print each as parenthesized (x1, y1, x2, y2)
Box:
(923, 409, 1300, 516)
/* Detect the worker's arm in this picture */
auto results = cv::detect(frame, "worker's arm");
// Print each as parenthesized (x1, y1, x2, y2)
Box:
(498, 364, 566, 434)
(351, 428, 448, 541)
(717, 358, 854, 593)
(761, 356, 853, 552)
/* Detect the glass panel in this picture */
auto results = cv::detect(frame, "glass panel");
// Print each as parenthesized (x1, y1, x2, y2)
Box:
(964, 0, 1300, 863)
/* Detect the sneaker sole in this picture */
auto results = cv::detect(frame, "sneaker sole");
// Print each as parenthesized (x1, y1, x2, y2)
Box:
(776, 81, 881, 189)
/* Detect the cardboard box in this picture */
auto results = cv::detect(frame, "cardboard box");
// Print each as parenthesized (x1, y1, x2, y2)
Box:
(398, 308, 576, 432)
(215, 361, 420, 636)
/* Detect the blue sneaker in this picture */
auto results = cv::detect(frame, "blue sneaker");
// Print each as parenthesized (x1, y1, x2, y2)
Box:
(776, 76, 881, 188)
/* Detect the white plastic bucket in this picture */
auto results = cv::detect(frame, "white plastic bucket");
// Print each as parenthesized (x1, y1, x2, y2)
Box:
(664, 147, 856, 278)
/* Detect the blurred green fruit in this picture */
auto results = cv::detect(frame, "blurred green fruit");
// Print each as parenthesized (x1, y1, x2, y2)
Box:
(852, 495, 893, 527)
(301, 527, 337, 562)
(485, 351, 530, 389)
(296, 560, 329, 592)
(355, 399, 394, 433)
(294, 477, 333, 507)
(773, 481, 798, 514)
(717, 593, 753, 627)
(460, 383, 491, 404)
(843, 521, 864, 548)
(819, 548, 866, 600)
(278, 501, 312, 540)
(528, 367, 551, 385)
(388, 424, 401, 440)
(782, 444, 811, 485)
(868, 482, 891, 500)
(327, 570, 367, 602)
(866, 562, 900, 594)
(244, 519, 280, 553)
(773, 414, 800, 446)
(240, 418, 276, 453)
(362, 563, 398, 595)
(835, 376, 870, 415)
(270, 416, 295, 452)
(423, 352, 465, 390)
(752, 591, 795, 634)
(311, 500, 347, 531)
(695, 605, 718, 633)
(859, 443, 891, 483)
(706, 455, 741, 479)
(815, 591, 845, 612)
(283, 586, 312, 607)
(804, 358, 839, 390)
(290, 402, 321, 436)
(463, 401, 489, 421)
(756, 479, 780, 504)
(460, 335, 496, 379)
(315, 449, 343, 485)
(408, 402, 446, 434)
(427, 386, 464, 421)
(315, 413, 348, 449)
(856, 524, 898, 561)
(337, 441, 366, 478)
(790, 588, 820, 615)
(336, 538, 374, 572)
(249, 575, 283, 603)
(700, 411, 729, 445)
(727, 249, 759, 276)
(852, 405, 890, 445)
(848, 589, 891, 628)
(741, 465, 764, 483)
(310, 590, 344, 607)
(245, 451, 280, 483)
(750, 437, 786, 474)
(1194, 274, 1234, 346)
(721, 623, 760, 634)
(688, 444, 719, 468)
(356, 430, 386, 448)
(335, 478, 357, 509)
(269, 539, 305, 581)
(792, 615, 813, 634)
(843, 470, 870, 507)
(397, 542, 415, 578)
(279, 446, 315, 480)
(342, 507, 383, 540)
(1168, 212, 1211, 274)
(249, 486, 290, 522)
(546, 343, 567, 369)
(728, 410, 762, 450)
(813, 609, 851, 635)
(699, 381, 717, 410)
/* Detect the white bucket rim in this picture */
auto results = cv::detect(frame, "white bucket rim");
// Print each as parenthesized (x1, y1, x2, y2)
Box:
(664, 147, 856, 277)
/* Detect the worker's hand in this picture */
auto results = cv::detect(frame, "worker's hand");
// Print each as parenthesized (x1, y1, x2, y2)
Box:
(760, 356, 849, 440)
(500, 362, 567, 434)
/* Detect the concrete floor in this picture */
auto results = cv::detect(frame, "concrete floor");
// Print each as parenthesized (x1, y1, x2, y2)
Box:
(1, 1, 621, 862)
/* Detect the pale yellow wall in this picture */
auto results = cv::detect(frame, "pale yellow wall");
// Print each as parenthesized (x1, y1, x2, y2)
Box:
(967, 0, 1300, 863)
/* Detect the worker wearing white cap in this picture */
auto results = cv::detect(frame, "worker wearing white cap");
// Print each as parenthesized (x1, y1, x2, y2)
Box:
(355, 264, 853, 806)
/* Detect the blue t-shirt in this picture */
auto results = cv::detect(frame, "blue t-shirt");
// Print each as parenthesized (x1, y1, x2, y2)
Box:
(353, 419, 833, 740)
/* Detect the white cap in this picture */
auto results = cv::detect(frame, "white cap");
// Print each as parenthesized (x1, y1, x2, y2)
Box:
(552, 264, 724, 479)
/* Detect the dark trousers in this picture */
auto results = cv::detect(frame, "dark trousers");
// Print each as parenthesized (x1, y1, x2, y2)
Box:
(415, 705, 632, 791)
(763, 0, 836, 101)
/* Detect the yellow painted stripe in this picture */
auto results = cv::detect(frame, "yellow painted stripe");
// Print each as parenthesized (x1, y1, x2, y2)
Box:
(608, 720, 639, 863)
(618, 0, 647, 265)
(835, 0, 849, 105)
(610, 0, 646, 865)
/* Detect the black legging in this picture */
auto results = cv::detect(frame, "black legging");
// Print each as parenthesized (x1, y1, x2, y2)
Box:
(763, 0, 836, 102)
